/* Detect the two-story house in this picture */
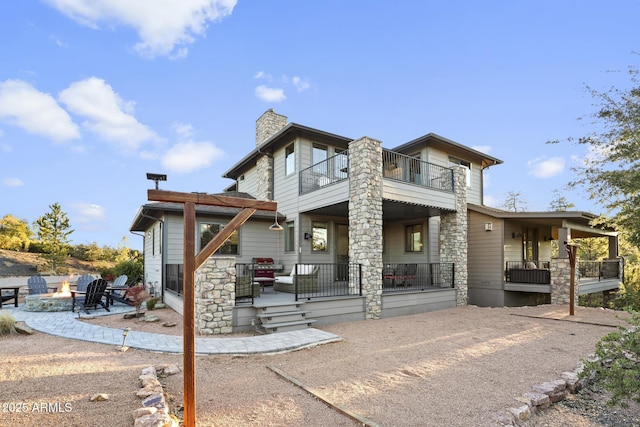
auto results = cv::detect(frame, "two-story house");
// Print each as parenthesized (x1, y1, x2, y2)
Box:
(130, 109, 622, 334)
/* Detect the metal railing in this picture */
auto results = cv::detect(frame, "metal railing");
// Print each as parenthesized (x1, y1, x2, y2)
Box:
(578, 260, 621, 282)
(505, 260, 551, 284)
(382, 150, 454, 192)
(284, 263, 362, 301)
(382, 263, 455, 292)
(299, 151, 349, 194)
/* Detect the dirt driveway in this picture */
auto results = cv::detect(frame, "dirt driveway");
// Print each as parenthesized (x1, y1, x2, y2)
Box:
(0, 304, 636, 426)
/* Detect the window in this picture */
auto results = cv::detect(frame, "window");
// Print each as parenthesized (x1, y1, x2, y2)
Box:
(334, 149, 348, 179)
(405, 224, 423, 252)
(285, 144, 295, 175)
(312, 143, 328, 174)
(285, 221, 295, 252)
(200, 223, 239, 254)
(312, 221, 328, 252)
(449, 156, 472, 187)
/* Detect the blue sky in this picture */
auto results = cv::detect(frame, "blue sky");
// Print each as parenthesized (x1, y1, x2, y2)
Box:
(1, 1, 639, 250)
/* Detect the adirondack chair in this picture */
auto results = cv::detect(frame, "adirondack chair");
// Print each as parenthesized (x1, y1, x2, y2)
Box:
(75, 274, 95, 292)
(107, 275, 133, 306)
(71, 279, 110, 314)
(27, 276, 56, 294)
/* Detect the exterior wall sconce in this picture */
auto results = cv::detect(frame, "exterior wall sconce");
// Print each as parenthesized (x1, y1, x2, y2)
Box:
(512, 232, 523, 239)
(544, 236, 555, 241)
(484, 222, 493, 231)
(304, 232, 313, 240)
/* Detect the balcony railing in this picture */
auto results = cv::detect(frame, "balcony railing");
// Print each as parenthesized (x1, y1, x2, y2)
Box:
(505, 260, 551, 284)
(299, 151, 349, 194)
(578, 260, 621, 282)
(382, 263, 455, 292)
(382, 150, 454, 192)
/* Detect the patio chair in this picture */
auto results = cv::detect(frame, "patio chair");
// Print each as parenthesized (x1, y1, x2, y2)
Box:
(27, 276, 56, 295)
(275, 264, 319, 293)
(71, 279, 110, 314)
(107, 275, 134, 306)
(75, 274, 95, 292)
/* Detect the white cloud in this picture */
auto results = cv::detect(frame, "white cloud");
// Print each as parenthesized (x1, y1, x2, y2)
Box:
(0, 79, 80, 142)
(162, 141, 223, 173)
(44, 0, 237, 58)
(255, 85, 286, 103)
(254, 71, 272, 81)
(2, 178, 24, 187)
(70, 202, 107, 231)
(291, 76, 310, 92)
(59, 77, 158, 152)
(161, 124, 223, 173)
(471, 145, 492, 154)
(527, 156, 565, 178)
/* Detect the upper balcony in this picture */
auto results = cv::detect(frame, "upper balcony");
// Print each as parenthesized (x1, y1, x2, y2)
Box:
(298, 149, 457, 213)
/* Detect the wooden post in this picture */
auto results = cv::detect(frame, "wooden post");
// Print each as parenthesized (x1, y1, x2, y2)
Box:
(567, 243, 577, 316)
(182, 202, 196, 427)
(146, 189, 279, 426)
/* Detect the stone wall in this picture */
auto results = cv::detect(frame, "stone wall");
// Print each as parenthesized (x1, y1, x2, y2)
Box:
(550, 257, 578, 305)
(348, 137, 383, 319)
(194, 257, 236, 335)
(439, 166, 468, 306)
(256, 108, 287, 146)
(255, 109, 286, 201)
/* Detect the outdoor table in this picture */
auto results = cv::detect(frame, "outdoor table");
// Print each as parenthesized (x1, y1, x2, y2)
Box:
(0, 285, 21, 308)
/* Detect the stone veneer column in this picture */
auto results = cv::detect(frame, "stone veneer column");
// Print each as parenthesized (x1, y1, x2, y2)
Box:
(550, 257, 578, 305)
(348, 137, 383, 319)
(255, 109, 287, 201)
(439, 166, 468, 306)
(194, 257, 236, 335)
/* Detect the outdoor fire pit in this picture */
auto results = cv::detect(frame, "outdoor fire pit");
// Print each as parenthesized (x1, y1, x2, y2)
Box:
(23, 282, 74, 312)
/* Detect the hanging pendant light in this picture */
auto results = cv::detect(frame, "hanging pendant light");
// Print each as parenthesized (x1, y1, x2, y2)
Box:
(269, 210, 283, 231)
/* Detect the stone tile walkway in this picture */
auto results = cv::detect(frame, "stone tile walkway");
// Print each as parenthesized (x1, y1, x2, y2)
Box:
(4, 304, 342, 355)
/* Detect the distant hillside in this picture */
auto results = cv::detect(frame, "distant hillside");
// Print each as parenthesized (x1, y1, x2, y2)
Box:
(0, 249, 104, 277)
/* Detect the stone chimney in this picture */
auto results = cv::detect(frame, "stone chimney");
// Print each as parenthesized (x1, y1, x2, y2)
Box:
(255, 109, 287, 200)
(256, 108, 287, 146)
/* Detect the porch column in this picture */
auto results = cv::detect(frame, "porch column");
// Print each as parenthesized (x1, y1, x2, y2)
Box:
(439, 166, 468, 306)
(550, 257, 578, 305)
(348, 136, 383, 319)
(557, 227, 570, 258)
(194, 257, 235, 334)
(608, 235, 619, 259)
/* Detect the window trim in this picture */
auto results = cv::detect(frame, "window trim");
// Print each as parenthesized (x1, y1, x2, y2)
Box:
(284, 221, 295, 252)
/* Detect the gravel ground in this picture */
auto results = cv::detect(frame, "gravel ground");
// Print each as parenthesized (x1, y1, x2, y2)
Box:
(1, 304, 639, 426)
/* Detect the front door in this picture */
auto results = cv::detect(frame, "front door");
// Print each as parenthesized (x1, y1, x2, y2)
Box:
(335, 224, 349, 280)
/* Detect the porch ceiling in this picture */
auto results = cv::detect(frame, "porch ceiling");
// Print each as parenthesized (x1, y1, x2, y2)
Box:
(301, 200, 446, 220)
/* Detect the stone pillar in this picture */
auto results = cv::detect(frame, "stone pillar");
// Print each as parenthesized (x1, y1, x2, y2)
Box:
(194, 257, 236, 335)
(255, 109, 287, 201)
(348, 137, 383, 319)
(439, 166, 468, 306)
(256, 108, 287, 146)
(550, 257, 578, 305)
(256, 153, 274, 200)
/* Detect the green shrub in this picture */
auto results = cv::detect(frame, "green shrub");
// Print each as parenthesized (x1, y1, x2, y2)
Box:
(112, 259, 143, 285)
(580, 312, 640, 407)
(146, 297, 159, 310)
(0, 312, 16, 335)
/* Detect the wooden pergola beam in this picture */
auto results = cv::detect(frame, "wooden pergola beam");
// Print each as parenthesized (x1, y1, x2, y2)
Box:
(147, 189, 280, 427)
